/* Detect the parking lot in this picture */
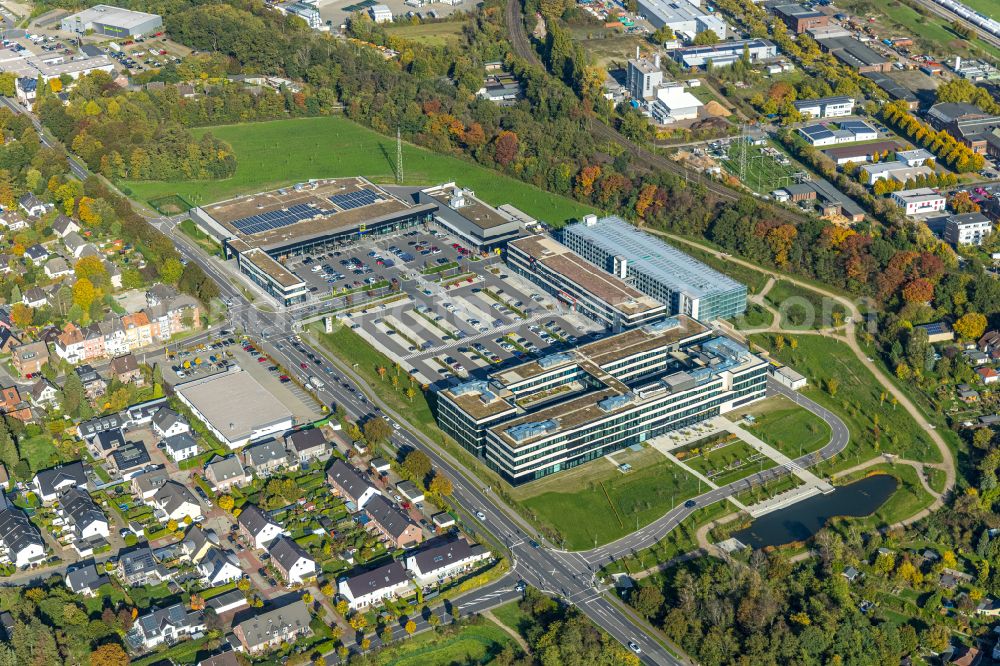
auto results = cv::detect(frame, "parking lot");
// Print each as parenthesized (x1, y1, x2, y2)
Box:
(282, 227, 478, 300)
(160, 333, 325, 424)
(309, 233, 598, 386)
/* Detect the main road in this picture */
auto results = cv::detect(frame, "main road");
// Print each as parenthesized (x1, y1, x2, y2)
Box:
(0, 94, 852, 665)
(154, 210, 850, 665)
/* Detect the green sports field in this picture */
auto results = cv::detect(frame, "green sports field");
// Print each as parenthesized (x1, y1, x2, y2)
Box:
(123, 116, 591, 225)
(721, 141, 797, 194)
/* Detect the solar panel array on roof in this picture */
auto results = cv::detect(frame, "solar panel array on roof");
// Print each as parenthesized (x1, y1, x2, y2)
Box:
(799, 125, 834, 142)
(329, 189, 380, 211)
(231, 203, 334, 235)
(838, 120, 875, 133)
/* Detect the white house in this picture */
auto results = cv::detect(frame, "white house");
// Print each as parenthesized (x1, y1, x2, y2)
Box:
(44, 257, 73, 279)
(152, 481, 201, 523)
(51, 215, 80, 239)
(0, 496, 44, 568)
(268, 536, 316, 585)
(152, 408, 191, 439)
(128, 604, 205, 652)
(404, 537, 490, 585)
(237, 504, 284, 550)
(337, 561, 412, 609)
(58, 487, 109, 549)
(32, 462, 88, 504)
(197, 547, 243, 586)
(18, 194, 50, 218)
(163, 432, 200, 462)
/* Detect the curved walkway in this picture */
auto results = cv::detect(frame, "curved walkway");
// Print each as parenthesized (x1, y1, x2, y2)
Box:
(651, 229, 956, 498)
(575, 379, 850, 566)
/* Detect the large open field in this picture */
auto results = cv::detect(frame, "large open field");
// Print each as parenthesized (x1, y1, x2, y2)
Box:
(513, 445, 702, 550)
(749, 334, 940, 472)
(123, 116, 591, 225)
(385, 21, 466, 46)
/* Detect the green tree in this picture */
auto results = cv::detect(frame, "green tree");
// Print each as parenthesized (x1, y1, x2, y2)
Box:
(692, 29, 720, 46)
(160, 258, 184, 286)
(403, 449, 433, 482)
(61, 372, 86, 417)
(362, 417, 393, 444)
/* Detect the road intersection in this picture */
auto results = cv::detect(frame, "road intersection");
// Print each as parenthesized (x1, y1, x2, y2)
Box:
(0, 92, 854, 663)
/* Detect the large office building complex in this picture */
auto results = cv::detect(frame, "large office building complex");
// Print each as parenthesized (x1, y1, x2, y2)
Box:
(410, 183, 523, 251)
(560, 215, 747, 322)
(437, 317, 767, 484)
(506, 234, 666, 332)
(61, 5, 163, 37)
(192, 178, 437, 305)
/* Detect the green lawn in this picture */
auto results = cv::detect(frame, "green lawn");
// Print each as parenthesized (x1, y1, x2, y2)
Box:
(385, 21, 466, 45)
(832, 465, 934, 528)
(750, 334, 940, 472)
(124, 116, 591, 225)
(733, 303, 774, 330)
(682, 439, 776, 487)
(600, 503, 731, 576)
(375, 620, 517, 666)
(726, 394, 832, 459)
(515, 446, 702, 550)
(490, 600, 532, 639)
(19, 434, 62, 473)
(764, 280, 848, 330)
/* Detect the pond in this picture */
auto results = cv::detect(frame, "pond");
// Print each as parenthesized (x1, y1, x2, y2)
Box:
(732, 474, 899, 549)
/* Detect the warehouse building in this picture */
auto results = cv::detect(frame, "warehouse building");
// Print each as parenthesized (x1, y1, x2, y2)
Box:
(560, 215, 747, 322)
(773, 3, 828, 33)
(175, 368, 294, 449)
(669, 38, 777, 69)
(506, 234, 666, 332)
(61, 5, 162, 37)
(637, 0, 727, 39)
(651, 84, 704, 124)
(191, 178, 437, 305)
(816, 36, 891, 73)
(436, 317, 768, 484)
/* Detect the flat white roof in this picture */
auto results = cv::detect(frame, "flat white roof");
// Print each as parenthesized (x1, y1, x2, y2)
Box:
(63, 4, 161, 29)
(176, 370, 293, 444)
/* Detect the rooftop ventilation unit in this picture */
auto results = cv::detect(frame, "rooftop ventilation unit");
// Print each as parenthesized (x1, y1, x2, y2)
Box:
(507, 419, 559, 443)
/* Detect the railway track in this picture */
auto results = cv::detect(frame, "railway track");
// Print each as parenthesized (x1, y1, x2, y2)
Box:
(503, 0, 809, 224)
(908, 0, 1000, 51)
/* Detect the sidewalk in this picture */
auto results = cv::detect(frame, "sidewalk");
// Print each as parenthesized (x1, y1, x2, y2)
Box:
(713, 417, 833, 493)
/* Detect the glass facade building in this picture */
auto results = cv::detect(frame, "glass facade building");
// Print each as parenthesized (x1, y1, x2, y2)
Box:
(436, 316, 768, 485)
(560, 215, 747, 322)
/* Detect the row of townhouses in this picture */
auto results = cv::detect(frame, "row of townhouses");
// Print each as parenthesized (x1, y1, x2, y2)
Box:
(54, 287, 200, 364)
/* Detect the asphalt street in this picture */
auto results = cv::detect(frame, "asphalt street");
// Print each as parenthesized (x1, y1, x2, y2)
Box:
(1, 86, 853, 662)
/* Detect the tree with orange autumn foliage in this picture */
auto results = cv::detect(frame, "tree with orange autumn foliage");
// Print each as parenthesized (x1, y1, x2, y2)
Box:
(902, 278, 934, 304)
